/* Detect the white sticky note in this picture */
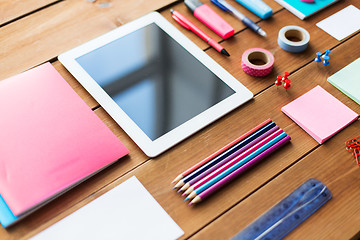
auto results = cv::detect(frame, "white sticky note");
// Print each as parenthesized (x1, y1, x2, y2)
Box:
(316, 5, 360, 41)
(31, 176, 184, 240)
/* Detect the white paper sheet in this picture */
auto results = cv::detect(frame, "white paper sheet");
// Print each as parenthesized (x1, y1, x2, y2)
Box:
(31, 176, 184, 240)
(316, 5, 360, 41)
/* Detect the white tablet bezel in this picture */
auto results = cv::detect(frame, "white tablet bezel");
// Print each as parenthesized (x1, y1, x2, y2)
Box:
(58, 11, 253, 157)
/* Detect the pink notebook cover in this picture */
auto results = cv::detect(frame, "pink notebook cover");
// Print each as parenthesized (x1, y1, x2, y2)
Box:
(0, 63, 129, 216)
(281, 85, 358, 144)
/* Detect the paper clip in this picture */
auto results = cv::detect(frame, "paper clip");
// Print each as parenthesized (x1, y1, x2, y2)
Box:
(345, 137, 360, 166)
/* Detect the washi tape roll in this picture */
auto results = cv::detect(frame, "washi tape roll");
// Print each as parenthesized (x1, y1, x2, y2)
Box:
(278, 25, 310, 53)
(241, 48, 274, 77)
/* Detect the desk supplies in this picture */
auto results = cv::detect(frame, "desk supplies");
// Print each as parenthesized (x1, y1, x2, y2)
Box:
(184, 0, 234, 39)
(316, 5, 360, 41)
(345, 137, 360, 166)
(273, 0, 339, 20)
(170, 9, 230, 56)
(172, 120, 290, 205)
(59, 12, 253, 158)
(174, 121, 277, 189)
(172, 119, 272, 183)
(186, 132, 288, 201)
(241, 48, 274, 77)
(328, 57, 360, 105)
(0, 63, 129, 224)
(278, 26, 310, 53)
(281, 85, 358, 144)
(179, 126, 280, 192)
(234, 0, 272, 19)
(232, 179, 331, 240)
(31, 177, 184, 240)
(184, 128, 284, 196)
(211, 0, 266, 37)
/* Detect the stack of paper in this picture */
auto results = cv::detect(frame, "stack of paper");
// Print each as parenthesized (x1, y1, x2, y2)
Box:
(0, 63, 129, 227)
(31, 177, 184, 240)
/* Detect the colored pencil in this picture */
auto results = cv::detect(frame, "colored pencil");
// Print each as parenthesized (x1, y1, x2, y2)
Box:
(185, 132, 287, 201)
(189, 135, 291, 205)
(182, 128, 283, 196)
(171, 119, 272, 183)
(173, 121, 276, 189)
(179, 126, 279, 192)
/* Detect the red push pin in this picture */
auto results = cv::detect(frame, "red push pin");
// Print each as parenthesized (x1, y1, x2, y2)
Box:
(275, 75, 282, 87)
(282, 72, 290, 82)
(283, 80, 291, 89)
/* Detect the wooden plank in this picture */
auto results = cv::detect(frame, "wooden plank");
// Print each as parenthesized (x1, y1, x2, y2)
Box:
(0, 0, 175, 81)
(202, 0, 356, 95)
(0, 0, 359, 240)
(48, 0, 356, 110)
(190, 121, 360, 240)
(190, 28, 360, 240)
(21, 13, 360, 240)
(0, 0, 58, 25)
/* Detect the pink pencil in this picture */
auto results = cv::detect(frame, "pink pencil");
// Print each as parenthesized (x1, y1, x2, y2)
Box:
(183, 129, 284, 196)
(189, 135, 291, 205)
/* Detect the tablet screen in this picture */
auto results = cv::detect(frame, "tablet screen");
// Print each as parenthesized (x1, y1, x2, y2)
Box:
(76, 23, 235, 141)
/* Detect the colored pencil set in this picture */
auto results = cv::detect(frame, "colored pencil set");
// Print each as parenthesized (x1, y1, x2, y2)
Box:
(172, 119, 291, 205)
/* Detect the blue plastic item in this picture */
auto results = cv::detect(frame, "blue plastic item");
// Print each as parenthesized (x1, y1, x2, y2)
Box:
(235, 0, 272, 19)
(232, 178, 332, 240)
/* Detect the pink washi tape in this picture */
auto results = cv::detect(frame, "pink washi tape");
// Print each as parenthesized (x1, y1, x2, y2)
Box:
(241, 48, 274, 77)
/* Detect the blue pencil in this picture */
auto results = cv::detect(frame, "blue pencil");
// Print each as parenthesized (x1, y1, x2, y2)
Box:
(185, 132, 287, 200)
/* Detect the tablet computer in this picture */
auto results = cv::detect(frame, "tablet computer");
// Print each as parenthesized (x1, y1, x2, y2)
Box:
(58, 11, 253, 157)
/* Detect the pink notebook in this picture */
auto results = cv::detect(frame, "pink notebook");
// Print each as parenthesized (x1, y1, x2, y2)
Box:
(0, 63, 129, 216)
(281, 85, 358, 144)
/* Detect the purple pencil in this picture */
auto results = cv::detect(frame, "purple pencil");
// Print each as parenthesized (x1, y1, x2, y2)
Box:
(189, 135, 291, 205)
(179, 126, 279, 193)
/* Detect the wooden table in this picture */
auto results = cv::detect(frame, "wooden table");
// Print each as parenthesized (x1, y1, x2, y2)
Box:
(1, 0, 360, 239)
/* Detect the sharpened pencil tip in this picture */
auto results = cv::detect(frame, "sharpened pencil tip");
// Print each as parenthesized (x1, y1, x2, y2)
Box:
(177, 189, 183, 193)
(170, 9, 174, 13)
(184, 197, 189, 201)
(181, 192, 187, 197)
(188, 202, 193, 206)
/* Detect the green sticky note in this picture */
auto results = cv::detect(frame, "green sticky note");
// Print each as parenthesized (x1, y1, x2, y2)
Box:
(328, 58, 360, 105)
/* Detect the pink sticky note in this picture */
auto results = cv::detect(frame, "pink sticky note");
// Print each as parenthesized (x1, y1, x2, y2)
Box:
(0, 63, 129, 216)
(281, 85, 358, 144)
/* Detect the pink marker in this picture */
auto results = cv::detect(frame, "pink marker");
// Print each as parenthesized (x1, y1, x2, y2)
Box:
(184, 0, 234, 39)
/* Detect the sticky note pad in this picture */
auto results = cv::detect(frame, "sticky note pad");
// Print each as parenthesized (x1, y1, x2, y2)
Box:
(281, 86, 358, 144)
(328, 58, 360, 105)
(0, 63, 129, 218)
(316, 5, 360, 41)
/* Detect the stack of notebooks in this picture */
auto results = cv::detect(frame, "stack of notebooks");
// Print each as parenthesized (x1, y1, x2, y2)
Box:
(0, 63, 129, 228)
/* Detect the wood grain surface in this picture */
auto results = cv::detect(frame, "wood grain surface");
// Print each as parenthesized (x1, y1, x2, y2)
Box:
(1, 0, 360, 239)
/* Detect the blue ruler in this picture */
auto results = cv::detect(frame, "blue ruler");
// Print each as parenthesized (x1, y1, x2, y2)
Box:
(232, 178, 331, 240)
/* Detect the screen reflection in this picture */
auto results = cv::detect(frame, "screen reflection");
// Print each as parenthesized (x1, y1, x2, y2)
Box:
(76, 23, 235, 140)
